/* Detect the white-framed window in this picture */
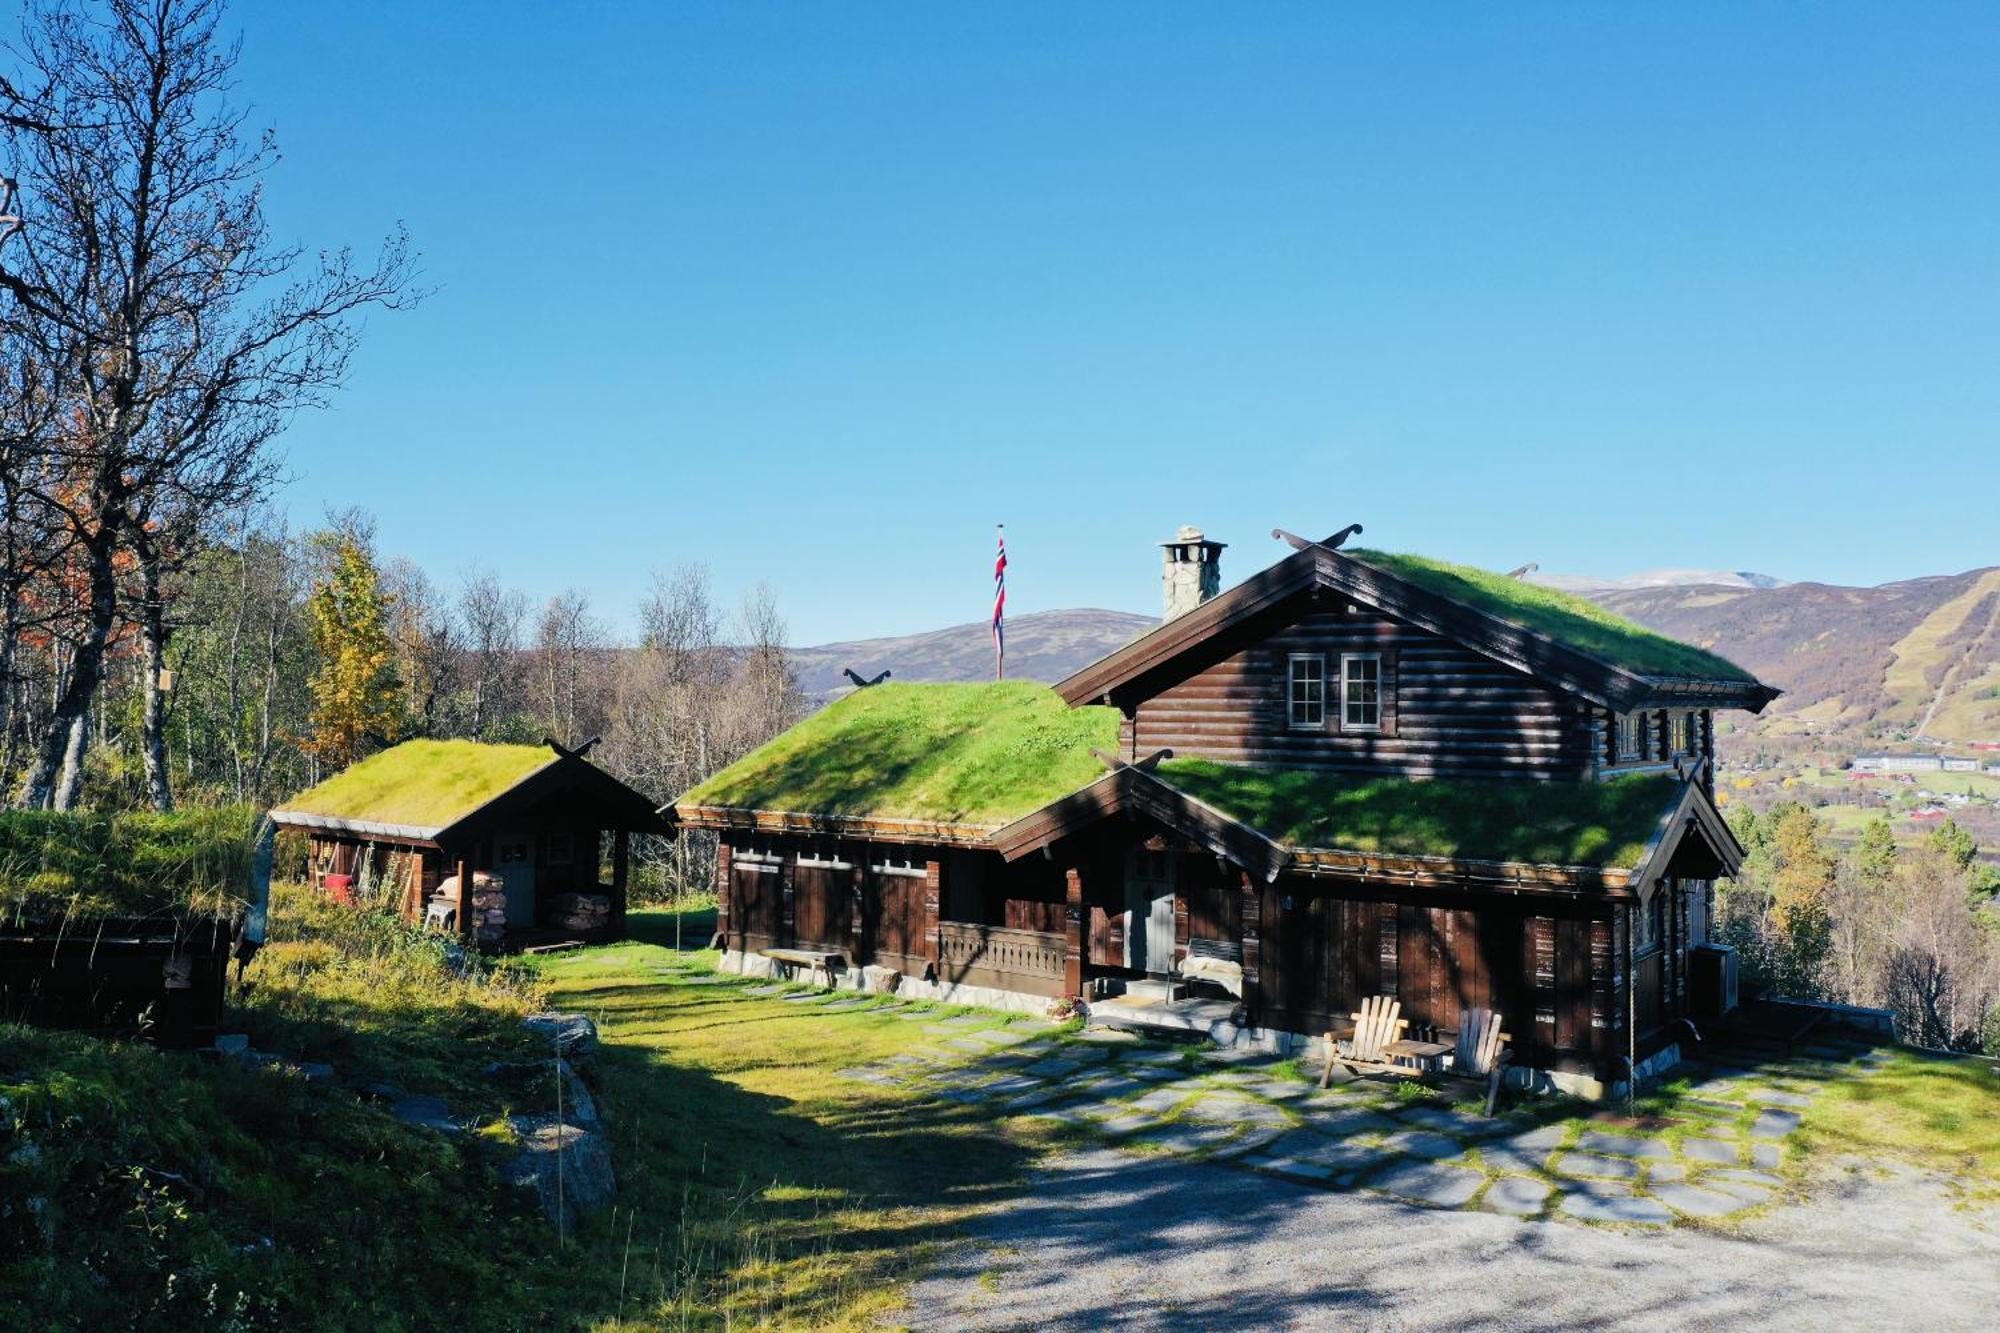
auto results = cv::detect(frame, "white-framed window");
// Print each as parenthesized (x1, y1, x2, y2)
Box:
(1340, 653, 1382, 732)
(1287, 654, 1326, 729)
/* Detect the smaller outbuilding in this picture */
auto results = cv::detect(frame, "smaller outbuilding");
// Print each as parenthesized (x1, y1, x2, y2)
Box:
(271, 738, 668, 949)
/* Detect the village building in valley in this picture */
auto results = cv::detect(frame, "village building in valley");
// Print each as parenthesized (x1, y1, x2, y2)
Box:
(671, 527, 1781, 1097)
(272, 738, 668, 947)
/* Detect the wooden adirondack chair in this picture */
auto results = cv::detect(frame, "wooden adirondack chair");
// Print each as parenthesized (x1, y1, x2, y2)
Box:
(1319, 995, 1409, 1086)
(1449, 1007, 1512, 1116)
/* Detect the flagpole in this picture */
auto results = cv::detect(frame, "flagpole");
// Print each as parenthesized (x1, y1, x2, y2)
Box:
(993, 523, 1006, 682)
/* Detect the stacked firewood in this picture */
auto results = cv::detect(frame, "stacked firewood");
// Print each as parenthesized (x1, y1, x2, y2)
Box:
(439, 872, 507, 943)
(548, 892, 611, 933)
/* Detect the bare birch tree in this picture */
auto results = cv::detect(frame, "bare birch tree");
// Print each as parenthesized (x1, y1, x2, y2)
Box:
(0, 0, 414, 808)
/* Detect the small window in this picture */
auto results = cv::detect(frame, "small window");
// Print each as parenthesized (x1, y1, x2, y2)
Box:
(1618, 712, 1650, 761)
(545, 833, 574, 866)
(1341, 653, 1382, 732)
(1287, 654, 1326, 729)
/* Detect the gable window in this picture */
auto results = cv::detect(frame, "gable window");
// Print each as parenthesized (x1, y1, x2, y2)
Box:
(1287, 654, 1326, 729)
(1340, 653, 1382, 732)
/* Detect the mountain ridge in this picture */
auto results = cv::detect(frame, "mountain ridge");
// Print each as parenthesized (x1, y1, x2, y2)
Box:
(790, 567, 2000, 749)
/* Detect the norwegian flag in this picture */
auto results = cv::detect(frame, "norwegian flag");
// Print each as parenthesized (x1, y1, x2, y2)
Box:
(992, 524, 1007, 680)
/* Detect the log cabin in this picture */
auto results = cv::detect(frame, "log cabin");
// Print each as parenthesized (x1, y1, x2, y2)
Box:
(271, 738, 668, 949)
(672, 527, 1780, 1096)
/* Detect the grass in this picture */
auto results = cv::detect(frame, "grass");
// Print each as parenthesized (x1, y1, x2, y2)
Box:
(1157, 758, 1680, 868)
(518, 914, 1057, 1328)
(0, 805, 259, 920)
(1348, 549, 1758, 682)
(676, 681, 1122, 826)
(276, 738, 555, 829)
(1800, 1050, 2000, 1201)
(0, 883, 570, 1331)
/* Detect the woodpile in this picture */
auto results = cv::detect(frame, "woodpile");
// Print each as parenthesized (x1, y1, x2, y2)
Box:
(439, 872, 507, 944)
(548, 892, 611, 934)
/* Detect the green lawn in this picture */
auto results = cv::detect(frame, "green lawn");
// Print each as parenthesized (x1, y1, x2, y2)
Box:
(1801, 1050, 2000, 1202)
(517, 910, 1058, 1329)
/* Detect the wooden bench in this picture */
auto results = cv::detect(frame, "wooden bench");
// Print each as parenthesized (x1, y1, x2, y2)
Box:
(1175, 937, 1244, 998)
(760, 946, 844, 988)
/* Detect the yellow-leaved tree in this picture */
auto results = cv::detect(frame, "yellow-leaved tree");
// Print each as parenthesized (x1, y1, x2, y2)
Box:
(304, 532, 402, 768)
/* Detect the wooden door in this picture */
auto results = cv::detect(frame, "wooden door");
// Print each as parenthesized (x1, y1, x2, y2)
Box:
(495, 834, 536, 929)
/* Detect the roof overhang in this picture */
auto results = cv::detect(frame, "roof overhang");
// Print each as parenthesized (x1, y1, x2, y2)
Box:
(267, 810, 444, 844)
(670, 803, 999, 849)
(1623, 774, 1744, 899)
(991, 766, 1292, 882)
(1055, 544, 1781, 715)
(274, 749, 672, 846)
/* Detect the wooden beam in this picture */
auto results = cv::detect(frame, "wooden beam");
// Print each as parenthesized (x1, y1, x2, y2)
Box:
(457, 857, 475, 949)
(1063, 865, 1085, 997)
(611, 829, 630, 939)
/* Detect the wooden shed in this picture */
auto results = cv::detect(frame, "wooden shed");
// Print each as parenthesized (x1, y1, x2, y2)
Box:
(271, 738, 669, 949)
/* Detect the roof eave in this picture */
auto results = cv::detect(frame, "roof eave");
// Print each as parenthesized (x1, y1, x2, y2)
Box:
(672, 802, 1001, 848)
(267, 809, 445, 843)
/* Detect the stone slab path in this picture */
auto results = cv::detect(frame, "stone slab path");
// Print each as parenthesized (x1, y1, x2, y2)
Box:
(837, 1021, 1901, 1231)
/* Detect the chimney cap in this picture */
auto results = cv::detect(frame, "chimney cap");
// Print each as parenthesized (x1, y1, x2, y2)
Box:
(1160, 525, 1227, 549)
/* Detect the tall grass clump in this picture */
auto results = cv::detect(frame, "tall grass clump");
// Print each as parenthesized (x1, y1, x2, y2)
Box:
(236, 884, 548, 1100)
(0, 806, 260, 922)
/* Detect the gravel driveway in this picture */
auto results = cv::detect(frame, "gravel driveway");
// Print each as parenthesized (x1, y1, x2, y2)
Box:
(898, 1147, 2000, 1331)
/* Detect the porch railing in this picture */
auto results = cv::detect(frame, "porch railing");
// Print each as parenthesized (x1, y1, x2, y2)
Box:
(937, 921, 1066, 997)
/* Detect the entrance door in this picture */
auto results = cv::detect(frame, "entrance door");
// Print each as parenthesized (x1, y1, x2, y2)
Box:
(495, 834, 536, 930)
(1124, 848, 1177, 975)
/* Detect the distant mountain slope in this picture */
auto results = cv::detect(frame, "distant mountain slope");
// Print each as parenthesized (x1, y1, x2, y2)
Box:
(790, 608, 1154, 701)
(789, 568, 2000, 749)
(1591, 568, 2000, 745)
(1531, 569, 1790, 593)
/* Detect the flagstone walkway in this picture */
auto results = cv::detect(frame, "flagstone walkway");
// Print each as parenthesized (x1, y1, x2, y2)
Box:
(837, 1014, 1896, 1229)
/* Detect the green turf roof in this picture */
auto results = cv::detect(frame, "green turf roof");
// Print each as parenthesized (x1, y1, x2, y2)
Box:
(678, 681, 1123, 827)
(1346, 548, 1756, 682)
(278, 739, 555, 830)
(1155, 758, 1678, 869)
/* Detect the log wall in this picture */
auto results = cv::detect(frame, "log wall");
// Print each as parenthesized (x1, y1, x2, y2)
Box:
(1122, 606, 1599, 780)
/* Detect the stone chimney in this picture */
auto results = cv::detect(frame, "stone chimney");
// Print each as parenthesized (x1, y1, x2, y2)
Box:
(1161, 525, 1226, 619)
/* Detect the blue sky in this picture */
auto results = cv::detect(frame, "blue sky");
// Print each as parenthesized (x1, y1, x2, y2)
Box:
(236, 3, 1998, 643)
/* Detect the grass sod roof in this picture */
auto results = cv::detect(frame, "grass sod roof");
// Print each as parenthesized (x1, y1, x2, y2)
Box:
(1154, 758, 1680, 870)
(275, 739, 557, 832)
(1346, 548, 1757, 683)
(678, 681, 1124, 827)
(0, 805, 260, 922)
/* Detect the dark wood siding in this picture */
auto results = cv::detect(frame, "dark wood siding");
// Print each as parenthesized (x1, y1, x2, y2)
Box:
(1123, 607, 1596, 780)
(1253, 875, 1615, 1072)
